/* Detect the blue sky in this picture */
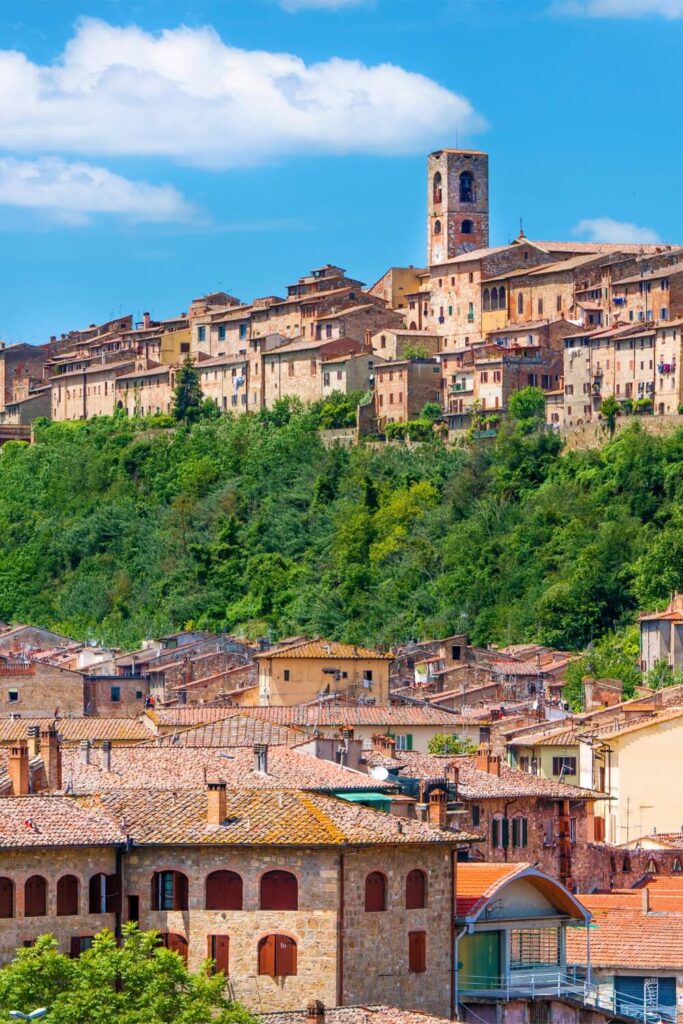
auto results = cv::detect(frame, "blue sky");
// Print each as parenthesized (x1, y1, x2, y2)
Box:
(1, 0, 681, 343)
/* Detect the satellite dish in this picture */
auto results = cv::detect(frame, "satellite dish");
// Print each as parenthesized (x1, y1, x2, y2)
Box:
(370, 766, 390, 781)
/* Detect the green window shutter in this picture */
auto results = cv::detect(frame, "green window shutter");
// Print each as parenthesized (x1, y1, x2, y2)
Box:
(406, 734, 413, 751)
(502, 818, 510, 849)
(511, 818, 519, 848)
(521, 818, 528, 848)
(492, 818, 500, 848)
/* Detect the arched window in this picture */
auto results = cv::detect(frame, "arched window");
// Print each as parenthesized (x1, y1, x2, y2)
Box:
(206, 870, 243, 911)
(409, 322, 417, 330)
(647, 858, 659, 874)
(434, 220, 442, 236)
(160, 933, 188, 962)
(459, 171, 474, 203)
(89, 873, 120, 914)
(24, 875, 47, 917)
(0, 877, 13, 918)
(673, 859, 683, 874)
(433, 172, 442, 205)
(260, 871, 298, 911)
(498, 286, 506, 309)
(622, 855, 632, 873)
(491, 288, 499, 311)
(483, 289, 491, 312)
(461, 219, 474, 235)
(365, 872, 387, 912)
(517, 293, 524, 316)
(258, 934, 297, 977)
(405, 869, 427, 909)
(380, 335, 386, 349)
(151, 871, 189, 911)
(610, 855, 617, 874)
(56, 875, 79, 916)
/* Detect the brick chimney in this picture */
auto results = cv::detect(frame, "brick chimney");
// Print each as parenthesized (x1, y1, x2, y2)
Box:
(207, 779, 227, 826)
(143, 311, 151, 329)
(307, 1001, 326, 1024)
(254, 743, 268, 774)
(428, 787, 448, 829)
(26, 725, 40, 760)
(101, 739, 112, 772)
(475, 748, 501, 776)
(9, 743, 29, 795)
(40, 727, 61, 791)
(80, 739, 91, 765)
(371, 734, 396, 758)
(642, 886, 650, 914)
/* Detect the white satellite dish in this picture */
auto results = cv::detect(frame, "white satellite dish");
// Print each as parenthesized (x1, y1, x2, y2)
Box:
(370, 766, 390, 781)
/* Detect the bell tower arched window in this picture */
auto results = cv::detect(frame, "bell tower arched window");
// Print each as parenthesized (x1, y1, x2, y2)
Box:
(461, 219, 474, 235)
(459, 171, 474, 203)
(433, 172, 442, 205)
(434, 220, 442, 236)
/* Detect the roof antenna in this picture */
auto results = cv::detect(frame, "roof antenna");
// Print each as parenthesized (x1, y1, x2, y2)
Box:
(519, 217, 525, 240)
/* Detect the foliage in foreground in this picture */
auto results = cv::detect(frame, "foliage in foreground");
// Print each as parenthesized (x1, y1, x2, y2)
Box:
(0, 925, 254, 1024)
(427, 733, 478, 756)
(2, 404, 683, 664)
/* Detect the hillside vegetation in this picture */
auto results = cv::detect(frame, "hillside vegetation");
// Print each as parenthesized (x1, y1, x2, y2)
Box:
(0, 402, 680, 653)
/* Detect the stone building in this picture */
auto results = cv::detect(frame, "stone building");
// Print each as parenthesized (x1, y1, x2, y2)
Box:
(427, 150, 489, 265)
(199, 354, 249, 414)
(374, 358, 442, 428)
(254, 639, 393, 707)
(51, 360, 134, 420)
(115, 364, 174, 417)
(321, 352, 377, 399)
(262, 338, 365, 409)
(371, 329, 441, 361)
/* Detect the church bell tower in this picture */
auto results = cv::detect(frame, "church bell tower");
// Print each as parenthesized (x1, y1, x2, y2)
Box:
(427, 149, 489, 265)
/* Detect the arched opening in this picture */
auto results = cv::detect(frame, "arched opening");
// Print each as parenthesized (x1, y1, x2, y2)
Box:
(409, 322, 417, 330)
(483, 289, 491, 312)
(405, 869, 427, 909)
(433, 220, 442, 236)
(0, 877, 14, 918)
(151, 870, 189, 911)
(517, 293, 524, 316)
(498, 286, 506, 308)
(56, 875, 79, 916)
(24, 875, 47, 917)
(89, 873, 120, 914)
(160, 933, 188, 962)
(206, 870, 243, 911)
(258, 934, 297, 977)
(461, 219, 474, 235)
(459, 171, 474, 203)
(260, 871, 298, 911)
(365, 872, 387, 912)
(433, 172, 442, 205)
(609, 855, 617, 874)
(622, 855, 632, 873)
(491, 288, 499, 311)
(673, 859, 683, 874)
(647, 859, 659, 874)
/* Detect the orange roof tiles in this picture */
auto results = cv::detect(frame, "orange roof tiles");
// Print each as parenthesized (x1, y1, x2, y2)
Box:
(226, 705, 471, 726)
(455, 863, 523, 916)
(255, 639, 391, 661)
(0, 794, 124, 848)
(0, 717, 149, 745)
(567, 892, 683, 968)
(145, 715, 304, 748)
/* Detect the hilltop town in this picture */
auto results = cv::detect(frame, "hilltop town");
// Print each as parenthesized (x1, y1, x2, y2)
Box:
(1, 148, 683, 1024)
(2, 149, 682, 439)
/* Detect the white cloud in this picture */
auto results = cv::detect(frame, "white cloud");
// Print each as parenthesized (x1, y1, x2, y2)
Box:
(280, 0, 369, 11)
(0, 17, 485, 168)
(573, 217, 661, 244)
(553, 0, 683, 17)
(0, 156, 194, 222)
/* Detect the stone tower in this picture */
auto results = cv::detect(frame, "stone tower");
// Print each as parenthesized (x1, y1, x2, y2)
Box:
(427, 149, 489, 266)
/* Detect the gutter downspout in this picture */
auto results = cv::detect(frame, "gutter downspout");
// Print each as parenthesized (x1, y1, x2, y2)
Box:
(454, 922, 468, 1021)
(337, 851, 345, 1006)
(115, 843, 125, 942)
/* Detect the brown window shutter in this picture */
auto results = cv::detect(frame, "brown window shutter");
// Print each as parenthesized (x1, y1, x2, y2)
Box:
(405, 870, 426, 910)
(70, 936, 82, 959)
(57, 875, 79, 916)
(173, 873, 188, 911)
(275, 935, 297, 977)
(260, 871, 297, 911)
(212, 935, 229, 975)
(364, 872, 386, 912)
(0, 877, 13, 918)
(258, 934, 276, 976)
(151, 874, 159, 911)
(206, 871, 243, 911)
(25, 876, 46, 917)
(409, 931, 426, 973)
(105, 873, 121, 914)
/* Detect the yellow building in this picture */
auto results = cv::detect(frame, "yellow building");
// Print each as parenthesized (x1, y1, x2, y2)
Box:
(160, 326, 191, 365)
(254, 639, 392, 706)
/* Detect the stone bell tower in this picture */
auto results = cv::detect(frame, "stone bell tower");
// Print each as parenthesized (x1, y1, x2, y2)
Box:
(427, 149, 489, 266)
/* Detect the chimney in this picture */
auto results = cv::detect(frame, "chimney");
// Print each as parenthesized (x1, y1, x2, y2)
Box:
(9, 743, 29, 795)
(371, 734, 396, 758)
(428, 787, 448, 830)
(254, 743, 268, 774)
(475, 747, 501, 776)
(80, 739, 91, 765)
(101, 739, 112, 772)
(40, 727, 61, 791)
(642, 886, 650, 914)
(446, 761, 460, 788)
(26, 725, 40, 760)
(143, 311, 151, 329)
(307, 1002, 326, 1024)
(207, 779, 227, 826)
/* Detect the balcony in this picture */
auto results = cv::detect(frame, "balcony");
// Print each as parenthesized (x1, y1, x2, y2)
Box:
(449, 383, 473, 394)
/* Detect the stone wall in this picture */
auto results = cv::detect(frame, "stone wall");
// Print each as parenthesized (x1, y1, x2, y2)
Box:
(0, 662, 84, 717)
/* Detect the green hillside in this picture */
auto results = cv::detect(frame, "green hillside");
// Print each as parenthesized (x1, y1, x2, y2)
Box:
(0, 402, 679, 655)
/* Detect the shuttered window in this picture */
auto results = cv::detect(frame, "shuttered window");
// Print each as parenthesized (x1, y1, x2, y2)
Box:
(258, 934, 297, 977)
(206, 871, 243, 910)
(56, 875, 79, 916)
(208, 935, 230, 975)
(408, 931, 426, 973)
(151, 871, 188, 911)
(511, 817, 528, 849)
(260, 871, 298, 910)
(492, 817, 509, 850)
(365, 872, 387, 912)
(70, 936, 94, 958)
(160, 933, 189, 962)
(0, 877, 13, 918)
(89, 873, 120, 913)
(24, 875, 47, 917)
(405, 870, 427, 910)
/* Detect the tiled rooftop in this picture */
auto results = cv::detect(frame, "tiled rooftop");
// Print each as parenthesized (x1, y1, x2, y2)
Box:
(567, 892, 683, 968)
(230, 705, 470, 726)
(101, 787, 473, 847)
(0, 717, 149, 745)
(0, 794, 124, 848)
(255, 640, 391, 661)
(144, 714, 305, 748)
(259, 1007, 452, 1024)
(455, 863, 523, 916)
(60, 744, 393, 793)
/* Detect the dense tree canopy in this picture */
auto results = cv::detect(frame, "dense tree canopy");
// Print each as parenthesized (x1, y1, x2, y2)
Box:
(0, 411, 680, 658)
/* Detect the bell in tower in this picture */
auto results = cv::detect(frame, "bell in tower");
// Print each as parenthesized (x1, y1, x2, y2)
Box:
(426, 149, 489, 266)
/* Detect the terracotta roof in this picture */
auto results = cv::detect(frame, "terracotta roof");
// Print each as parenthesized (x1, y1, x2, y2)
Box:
(143, 715, 305, 748)
(0, 717, 149, 745)
(229, 705, 470, 727)
(457, 862, 590, 922)
(506, 726, 578, 748)
(116, 365, 171, 382)
(613, 260, 683, 286)
(567, 893, 683, 968)
(0, 794, 124, 848)
(61, 744, 393, 793)
(101, 787, 473, 847)
(259, 1008, 452, 1024)
(364, 752, 604, 800)
(144, 708, 246, 727)
(255, 640, 391, 661)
